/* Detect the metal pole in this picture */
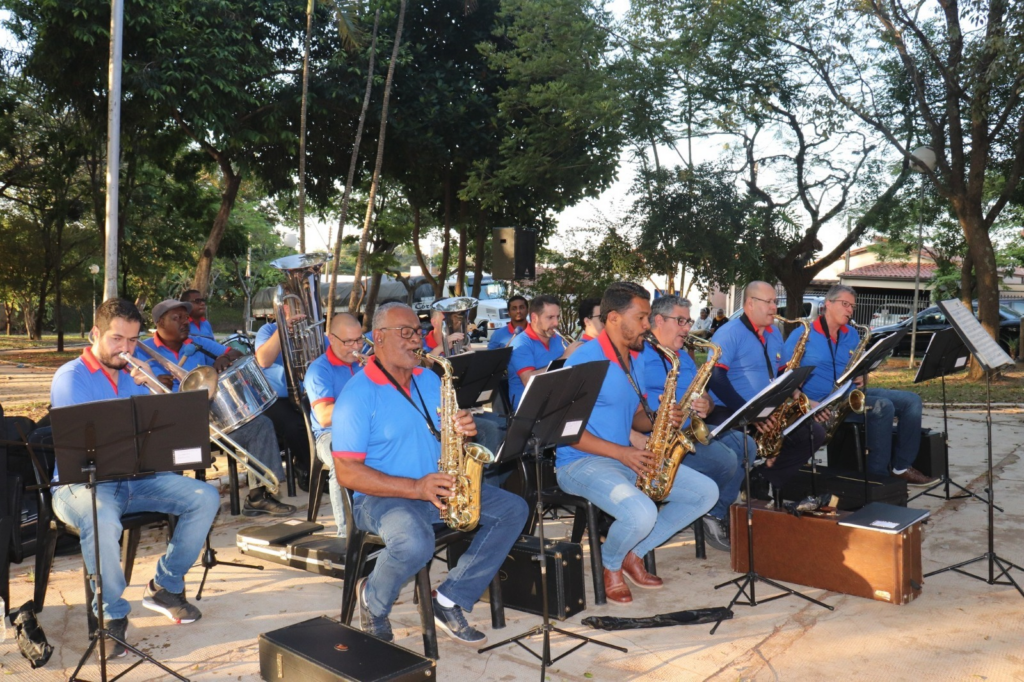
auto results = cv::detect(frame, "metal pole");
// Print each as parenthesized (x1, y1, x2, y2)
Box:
(908, 176, 925, 368)
(102, 0, 124, 300)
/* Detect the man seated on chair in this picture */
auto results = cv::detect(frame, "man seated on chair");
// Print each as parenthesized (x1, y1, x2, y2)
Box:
(180, 289, 214, 340)
(49, 298, 222, 657)
(303, 312, 364, 536)
(555, 283, 718, 605)
(144, 299, 296, 518)
(332, 302, 528, 644)
(507, 295, 581, 409)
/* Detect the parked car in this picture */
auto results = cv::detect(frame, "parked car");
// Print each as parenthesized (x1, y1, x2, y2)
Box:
(870, 304, 915, 329)
(727, 296, 825, 323)
(1000, 299, 1024, 316)
(871, 303, 1021, 356)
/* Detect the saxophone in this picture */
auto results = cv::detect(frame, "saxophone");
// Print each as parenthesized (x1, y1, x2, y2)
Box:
(416, 349, 495, 531)
(822, 322, 871, 443)
(754, 316, 811, 460)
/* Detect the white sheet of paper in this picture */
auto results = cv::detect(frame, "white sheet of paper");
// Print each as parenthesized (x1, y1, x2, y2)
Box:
(172, 447, 203, 465)
(757, 407, 774, 419)
(477, 389, 493, 402)
(954, 356, 967, 368)
(562, 420, 583, 438)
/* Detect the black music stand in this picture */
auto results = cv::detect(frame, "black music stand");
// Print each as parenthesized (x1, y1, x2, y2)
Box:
(447, 347, 512, 409)
(910, 328, 990, 505)
(786, 379, 853, 498)
(923, 300, 1023, 598)
(709, 366, 834, 635)
(479, 360, 627, 680)
(50, 392, 208, 682)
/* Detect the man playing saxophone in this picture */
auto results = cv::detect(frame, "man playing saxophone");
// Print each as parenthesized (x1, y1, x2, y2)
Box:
(782, 285, 934, 486)
(556, 283, 717, 605)
(332, 302, 528, 644)
(705, 282, 826, 500)
(640, 295, 756, 552)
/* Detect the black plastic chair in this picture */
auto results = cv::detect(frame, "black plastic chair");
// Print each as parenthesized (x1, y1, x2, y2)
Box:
(338, 487, 504, 660)
(300, 396, 330, 523)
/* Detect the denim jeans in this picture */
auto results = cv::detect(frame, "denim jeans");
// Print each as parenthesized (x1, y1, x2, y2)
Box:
(352, 486, 528, 616)
(226, 414, 285, 490)
(52, 472, 220, 619)
(316, 432, 345, 535)
(848, 388, 923, 477)
(556, 456, 717, 571)
(685, 430, 756, 520)
(475, 412, 515, 488)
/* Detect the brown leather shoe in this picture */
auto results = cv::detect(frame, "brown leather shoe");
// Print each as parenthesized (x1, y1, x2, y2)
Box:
(621, 551, 664, 589)
(893, 466, 939, 487)
(603, 568, 632, 605)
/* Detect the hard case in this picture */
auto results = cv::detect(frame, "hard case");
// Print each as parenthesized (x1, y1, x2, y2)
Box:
(237, 523, 377, 580)
(780, 465, 908, 510)
(259, 616, 435, 681)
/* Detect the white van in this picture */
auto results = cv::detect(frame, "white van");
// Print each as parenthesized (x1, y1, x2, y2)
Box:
(444, 274, 510, 337)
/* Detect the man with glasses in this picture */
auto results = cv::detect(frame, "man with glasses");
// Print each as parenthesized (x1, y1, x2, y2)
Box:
(180, 290, 214, 340)
(304, 313, 366, 535)
(641, 295, 756, 552)
(706, 281, 827, 504)
(578, 298, 603, 342)
(782, 285, 933, 486)
(333, 302, 528, 644)
(487, 295, 529, 349)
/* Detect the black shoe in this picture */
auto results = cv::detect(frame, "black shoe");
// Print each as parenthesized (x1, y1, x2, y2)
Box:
(702, 515, 731, 552)
(295, 471, 310, 493)
(142, 580, 203, 624)
(243, 487, 297, 517)
(103, 617, 128, 659)
(432, 594, 487, 645)
(357, 578, 394, 642)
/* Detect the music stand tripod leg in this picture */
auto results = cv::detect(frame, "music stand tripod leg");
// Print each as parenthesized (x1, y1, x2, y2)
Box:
(194, 530, 263, 601)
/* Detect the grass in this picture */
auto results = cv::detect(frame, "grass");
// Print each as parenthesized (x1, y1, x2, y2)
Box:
(0, 350, 81, 368)
(0, 334, 88, 350)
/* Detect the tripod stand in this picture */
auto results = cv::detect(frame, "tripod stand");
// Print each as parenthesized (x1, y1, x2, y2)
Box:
(189, 470, 262, 601)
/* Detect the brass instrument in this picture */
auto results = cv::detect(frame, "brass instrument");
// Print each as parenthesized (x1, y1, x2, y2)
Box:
(823, 322, 871, 443)
(272, 253, 330, 407)
(754, 316, 811, 460)
(415, 348, 495, 531)
(637, 332, 687, 501)
(679, 334, 721, 448)
(431, 297, 478, 356)
(120, 352, 281, 494)
(353, 337, 373, 366)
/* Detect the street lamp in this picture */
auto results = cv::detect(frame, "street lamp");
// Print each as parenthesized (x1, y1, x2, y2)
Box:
(89, 264, 100, 323)
(908, 145, 938, 368)
(281, 231, 299, 251)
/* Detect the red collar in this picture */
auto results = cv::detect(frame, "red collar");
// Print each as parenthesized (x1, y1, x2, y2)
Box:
(326, 345, 355, 369)
(597, 330, 638, 370)
(364, 359, 423, 391)
(812, 316, 848, 341)
(152, 334, 193, 359)
(190, 316, 206, 324)
(581, 333, 595, 342)
(424, 330, 439, 350)
(525, 324, 550, 350)
(81, 347, 126, 393)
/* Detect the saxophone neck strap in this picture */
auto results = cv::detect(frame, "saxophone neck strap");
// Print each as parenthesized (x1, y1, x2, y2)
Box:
(374, 358, 441, 442)
(741, 313, 776, 379)
(615, 340, 655, 423)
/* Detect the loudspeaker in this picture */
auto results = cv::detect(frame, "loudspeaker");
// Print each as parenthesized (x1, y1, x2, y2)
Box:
(492, 228, 536, 281)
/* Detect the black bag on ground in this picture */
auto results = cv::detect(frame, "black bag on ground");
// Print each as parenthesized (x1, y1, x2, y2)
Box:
(12, 600, 54, 669)
(582, 607, 733, 631)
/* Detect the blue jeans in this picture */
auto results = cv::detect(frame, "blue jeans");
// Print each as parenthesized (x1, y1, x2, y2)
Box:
(52, 472, 220, 619)
(316, 432, 345, 536)
(849, 388, 923, 477)
(352, 486, 528, 616)
(556, 456, 717, 571)
(685, 430, 756, 520)
(226, 414, 286, 490)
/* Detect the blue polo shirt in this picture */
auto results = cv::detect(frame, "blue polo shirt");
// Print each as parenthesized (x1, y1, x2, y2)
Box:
(639, 342, 701, 429)
(141, 334, 229, 391)
(332, 361, 442, 497)
(508, 325, 567, 409)
(782, 317, 859, 402)
(50, 348, 152, 481)
(189, 317, 215, 340)
(555, 331, 640, 470)
(709, 315, 783, 407)
(487, 323, 523, 350)
(303, 346, 362, 438)
(255, 322, 287, 398)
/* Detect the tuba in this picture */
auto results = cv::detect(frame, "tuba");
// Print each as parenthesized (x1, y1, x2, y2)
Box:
(431, 297, 478, 356)
(823, 322, 871, 443)
(272, 253, 330, 407)
(754, 316, 811, 460)
(416, 348, 495, 531)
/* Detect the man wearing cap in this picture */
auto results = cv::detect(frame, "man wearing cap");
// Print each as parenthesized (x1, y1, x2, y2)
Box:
(144, 299, 297, 518)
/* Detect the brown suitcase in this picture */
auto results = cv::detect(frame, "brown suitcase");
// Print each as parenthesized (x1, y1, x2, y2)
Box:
(729, 502, 923, 605)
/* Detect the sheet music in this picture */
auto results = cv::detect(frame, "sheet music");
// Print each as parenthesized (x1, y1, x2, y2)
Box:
(937, 299, 1014, 372)
(782, 380, 852, 436)
(836, 333, 895, 386)
(709, 369, 797, 440)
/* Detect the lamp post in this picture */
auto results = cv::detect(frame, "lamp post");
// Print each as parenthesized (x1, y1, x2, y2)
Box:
(89, 264, 100, 323)
(908, 145, 938, 368)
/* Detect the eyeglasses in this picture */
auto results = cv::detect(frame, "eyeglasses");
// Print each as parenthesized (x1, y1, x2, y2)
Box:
(750, 296, 779, 307)
(834, 300, 856, 311)
(330, 332, 365, 346)
(663, 315, 694, 327)
(377, 326, 420, 340)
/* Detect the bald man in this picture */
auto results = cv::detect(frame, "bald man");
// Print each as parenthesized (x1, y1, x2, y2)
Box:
(304, 313, 366, 535)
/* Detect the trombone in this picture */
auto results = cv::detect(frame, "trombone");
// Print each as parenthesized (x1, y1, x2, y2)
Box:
(120, 352, 281, 495)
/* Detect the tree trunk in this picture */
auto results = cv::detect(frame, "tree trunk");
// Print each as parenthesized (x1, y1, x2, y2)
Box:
(297, 0, 315, 254)
(348, 0, 407, 314)
(471, 218, 486, 298)
(963, 214, 1000, 380)
(326, 10, 380, 326)
(959, 248, 974, 306)
(411, 203, 441, 300)
(455, 217, 468, 297)
(193, 163, 242, 296)
(363, 272, 383, 328)
(55, 220, 64, 352)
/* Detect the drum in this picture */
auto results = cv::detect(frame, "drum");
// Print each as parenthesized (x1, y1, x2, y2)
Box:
(208, 355, 276, 434)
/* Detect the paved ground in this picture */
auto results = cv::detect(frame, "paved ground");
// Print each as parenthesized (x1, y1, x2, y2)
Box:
(4, 391, 1024, 680)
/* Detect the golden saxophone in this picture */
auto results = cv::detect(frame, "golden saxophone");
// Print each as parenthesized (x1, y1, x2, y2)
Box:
(415, 349, 495, 531)
(637, 332, 685, 501)
(823, 321, 871, 443)
(754, 316, 811, 460)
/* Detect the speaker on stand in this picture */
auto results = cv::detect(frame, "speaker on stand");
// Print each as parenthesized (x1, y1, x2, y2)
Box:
(493, 228, 536, 281)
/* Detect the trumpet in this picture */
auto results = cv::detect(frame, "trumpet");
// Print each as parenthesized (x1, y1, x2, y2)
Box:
(120, 352, 281, 494)
(353, 337, 374, 366)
